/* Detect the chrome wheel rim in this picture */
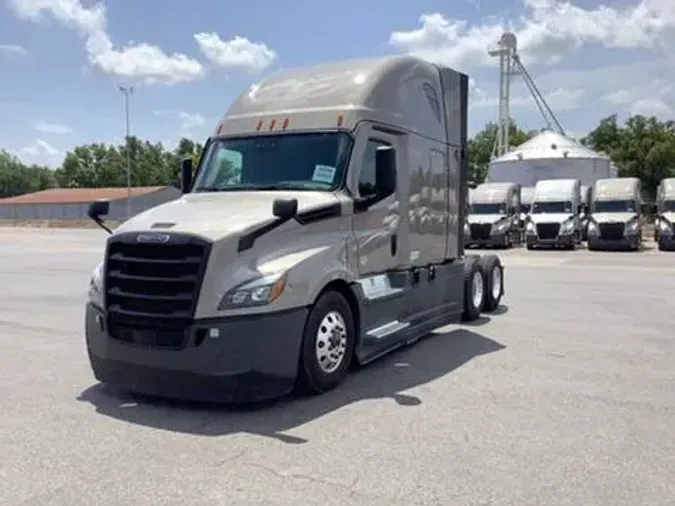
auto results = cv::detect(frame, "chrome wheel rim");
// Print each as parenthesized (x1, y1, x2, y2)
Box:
(471, 270, 483, 309)
(315, 311, 347, 374)
(491, 265, 502, 300)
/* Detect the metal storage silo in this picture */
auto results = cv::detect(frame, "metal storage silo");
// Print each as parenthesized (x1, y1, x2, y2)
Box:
(486, 130, 614, 187)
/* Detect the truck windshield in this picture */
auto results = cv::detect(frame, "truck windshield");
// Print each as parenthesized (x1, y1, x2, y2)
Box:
(470, 203, 505, 215)
(662, 200, 675, 212)
(531, 201, 571, 214)
(192, 132, 353, 192)
(593, 200, 636, 213)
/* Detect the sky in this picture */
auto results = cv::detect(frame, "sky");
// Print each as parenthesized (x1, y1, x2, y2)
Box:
(1, 0, 674, 168)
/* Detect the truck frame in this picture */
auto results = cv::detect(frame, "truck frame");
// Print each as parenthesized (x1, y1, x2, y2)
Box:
(84, 56, 506, 403)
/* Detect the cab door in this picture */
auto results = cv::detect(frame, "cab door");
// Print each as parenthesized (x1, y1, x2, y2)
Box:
(352, 130, 404, 277)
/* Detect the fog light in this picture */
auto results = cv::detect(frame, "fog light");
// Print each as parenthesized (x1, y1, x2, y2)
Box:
(209, 328, 220, 339)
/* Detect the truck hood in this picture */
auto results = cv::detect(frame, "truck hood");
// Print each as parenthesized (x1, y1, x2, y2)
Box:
(112, 191, 340, 242)
(591, 212, 637, 223)
(467, 214, 506, 225)
(529, 213, 573, 224)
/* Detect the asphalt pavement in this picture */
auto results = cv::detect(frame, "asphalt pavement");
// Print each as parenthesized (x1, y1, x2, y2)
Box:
(1, 227, 674, 505)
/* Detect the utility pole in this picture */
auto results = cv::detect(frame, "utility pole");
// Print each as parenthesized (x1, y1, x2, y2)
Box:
(118, 84, 134, 219)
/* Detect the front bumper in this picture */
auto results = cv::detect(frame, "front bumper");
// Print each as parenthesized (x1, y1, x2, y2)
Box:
(465, 231, 508, 247)
(587, 234, 638, 250)
(658, 233, 675, 250)
(85, 303, 308, 403)
(526, 233, 575, 247)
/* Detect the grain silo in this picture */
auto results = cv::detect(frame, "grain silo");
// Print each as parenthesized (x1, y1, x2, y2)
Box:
(487, 130, 617, 187)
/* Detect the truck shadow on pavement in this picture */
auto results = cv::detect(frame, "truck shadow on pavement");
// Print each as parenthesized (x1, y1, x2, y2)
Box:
(77, 326, 505, 444)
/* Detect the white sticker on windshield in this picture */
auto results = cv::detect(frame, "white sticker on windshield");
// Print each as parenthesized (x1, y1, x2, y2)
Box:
(312, 164, 336, 183)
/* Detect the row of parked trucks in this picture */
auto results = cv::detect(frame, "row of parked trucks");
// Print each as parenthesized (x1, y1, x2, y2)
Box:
(466, 177, 675, 251)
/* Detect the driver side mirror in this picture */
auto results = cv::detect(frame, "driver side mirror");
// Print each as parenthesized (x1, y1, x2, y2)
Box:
(87, 199, 112, 234)
(181, 158, 193, 194)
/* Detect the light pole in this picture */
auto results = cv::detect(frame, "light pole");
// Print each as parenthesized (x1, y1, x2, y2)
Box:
(118, 84, 133, 219)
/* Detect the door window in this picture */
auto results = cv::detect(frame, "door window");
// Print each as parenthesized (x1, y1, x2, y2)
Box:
(358, 139, 395, 197)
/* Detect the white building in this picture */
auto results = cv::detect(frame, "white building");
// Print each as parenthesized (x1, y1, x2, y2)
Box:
(487, 130, 617, 187)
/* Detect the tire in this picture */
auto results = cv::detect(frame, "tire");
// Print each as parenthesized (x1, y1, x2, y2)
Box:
(461, 260, 484, 321)
(296, 290, 356, 395)
(479, 255, 503, 312)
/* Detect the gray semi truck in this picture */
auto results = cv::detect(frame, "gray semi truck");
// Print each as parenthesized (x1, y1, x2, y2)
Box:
(586, 177, 643, 251)
(464, 182, 522, 248)
(655, 177, 675, 250)
(83, 55, 506, 403)
(525, 178, 582, 250)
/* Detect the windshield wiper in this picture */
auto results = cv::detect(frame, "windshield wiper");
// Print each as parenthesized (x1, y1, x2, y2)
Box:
(195, 182, 324, 192)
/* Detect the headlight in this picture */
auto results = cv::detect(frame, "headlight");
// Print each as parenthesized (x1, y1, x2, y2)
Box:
(218, 272, 287, 311)
(464, 222, 470, 233)
(526, 221, 535, 232)
(88, 261, 104, 309)
(561, 219, 575, 232)
(659, 219, 673, 234)
(587, 221, 598, 233)
(625, 219, 638, 233)
(493, 220, 509, 232)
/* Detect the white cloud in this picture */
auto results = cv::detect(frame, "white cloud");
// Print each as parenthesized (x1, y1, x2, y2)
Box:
(391, 1, 675, 130)
(389, 0, 675, 72)
(11, 139, 62, 168)
(601, 78, 673, 119)
(194, 33, 278, 72)
(8, 0, 204, 85)
(34, 121, 73, 134)
(0, 43, 27, 55)
(153, 110, 208, 139)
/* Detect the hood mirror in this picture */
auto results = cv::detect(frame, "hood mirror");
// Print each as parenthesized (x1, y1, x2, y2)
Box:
(273, 198, 298, 220)
(181, 158, 193, 194)
(87, 199, 112, 234)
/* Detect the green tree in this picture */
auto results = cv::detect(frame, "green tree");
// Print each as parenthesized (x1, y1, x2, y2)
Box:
(0, 150, 56, 198)
(468, 121, 536, 184)
(582, 114, 675, 197)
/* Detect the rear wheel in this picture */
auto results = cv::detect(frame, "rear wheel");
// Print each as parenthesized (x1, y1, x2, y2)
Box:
(296, 291, 356, 395)
(461, 261, 484, 321)
(479, 256, 503, 312)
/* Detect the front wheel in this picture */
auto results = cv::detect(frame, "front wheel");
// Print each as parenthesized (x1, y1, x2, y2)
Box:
(296, 291, 356, 395)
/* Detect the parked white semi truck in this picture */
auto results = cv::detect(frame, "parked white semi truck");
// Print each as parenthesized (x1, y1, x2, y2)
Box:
(83, 55, 507, 403)
(654, 177, 675, 251)
(464, 182, 522, 248)
(525, 178, 582, 250)
(586, 177, 643, 251)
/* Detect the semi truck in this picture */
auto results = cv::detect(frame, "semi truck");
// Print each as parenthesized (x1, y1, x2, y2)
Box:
(525, 178, 582, 250)
(586, 177, 643, 251)
(464, 182, 522, 248)
(83, 55, 507, 403)
(654, 177, 675, 250)
(579, 185, 592, 241)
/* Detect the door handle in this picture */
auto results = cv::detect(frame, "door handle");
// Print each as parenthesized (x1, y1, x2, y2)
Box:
(390, 233, 397, 257)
